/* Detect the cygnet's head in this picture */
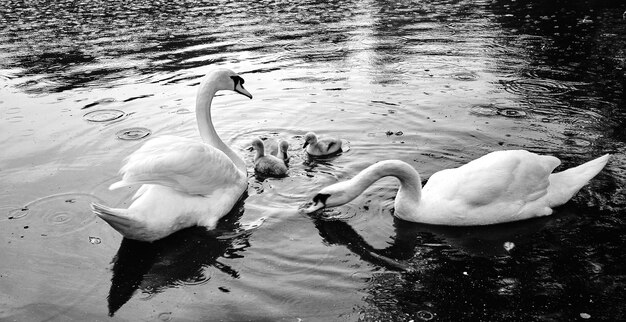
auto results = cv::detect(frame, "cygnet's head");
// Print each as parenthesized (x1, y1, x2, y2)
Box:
(303, 132, 317, 149)
(279, 140, 289, 152)
(250, 138, 265, 156)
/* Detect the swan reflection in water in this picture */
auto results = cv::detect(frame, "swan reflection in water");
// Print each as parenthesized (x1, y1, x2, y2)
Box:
(309, 205, 621, 320)
(310, 208, 557, 269)
(107, 198, 256, 316)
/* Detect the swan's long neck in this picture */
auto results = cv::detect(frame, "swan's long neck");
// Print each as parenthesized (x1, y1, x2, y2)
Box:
(196, 80, 246, 174)
(343, 160, 422, 210)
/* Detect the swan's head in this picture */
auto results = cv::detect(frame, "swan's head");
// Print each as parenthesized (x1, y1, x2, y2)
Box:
(206, 68, 253, 99)
(302, 132, 317, 149)
(301, 181, 353, 214)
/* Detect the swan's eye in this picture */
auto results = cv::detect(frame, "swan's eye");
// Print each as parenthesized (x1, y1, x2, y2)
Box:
(230, 75, 245, 88)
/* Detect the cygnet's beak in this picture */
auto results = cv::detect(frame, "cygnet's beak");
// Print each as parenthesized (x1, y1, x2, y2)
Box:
(302, 141, 309, 149)
(235, 84, 253, 99)
(246, 145, 254, 152)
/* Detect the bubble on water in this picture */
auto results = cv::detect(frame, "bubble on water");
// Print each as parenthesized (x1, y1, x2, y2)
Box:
(83, 109, 126, 122)
(158, 312, 172, 321)
(89, 236, 102, 244)
(180, 276, 211, 287)
(116, 127, 151, 140)
(580, 313, 591, 319)
(450, 71, 479, 81)
(503, 241, 515, 252)
(469, 105, 527, 118)
(416, 310, 434, 321)
(46, 212, 71, 224)
(497, 108, 527, 118)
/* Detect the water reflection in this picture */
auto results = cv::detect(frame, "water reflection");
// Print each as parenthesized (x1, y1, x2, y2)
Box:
(311, 204, 626, 321)
(310, 209, 554, 267)
(107, 199, 250, 316)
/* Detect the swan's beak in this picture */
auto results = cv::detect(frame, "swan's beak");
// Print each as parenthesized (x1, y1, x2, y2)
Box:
(301, 200, 325, 214)
(302, 141, 309, 149)
(300, 193, 330, 214)
(235, 84, 253, 99)
(246, 145, 254, 152)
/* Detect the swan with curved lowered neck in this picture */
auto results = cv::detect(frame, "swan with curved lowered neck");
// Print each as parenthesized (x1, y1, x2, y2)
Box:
(91, 69, 252, 242)
(303, 150, 610, 226)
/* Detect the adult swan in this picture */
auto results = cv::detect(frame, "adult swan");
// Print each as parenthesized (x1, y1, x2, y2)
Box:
(91, 69, 252, 242)
(303, 150, 610, 226)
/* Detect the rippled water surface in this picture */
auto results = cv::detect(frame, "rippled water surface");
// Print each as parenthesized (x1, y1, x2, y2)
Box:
(2, 0, 626, 321)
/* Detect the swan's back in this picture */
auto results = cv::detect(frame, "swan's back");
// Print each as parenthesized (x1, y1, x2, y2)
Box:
(419, 150, 562, 224)
(425, 150, 559, 206)
(111, 136, 246, 194)
(420, 150, 609, 225)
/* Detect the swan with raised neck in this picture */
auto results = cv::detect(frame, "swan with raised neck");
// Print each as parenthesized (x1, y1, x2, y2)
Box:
(196, 69, 251, 173)
(91, 68, 253, 242)
(303, 151, 610, 226)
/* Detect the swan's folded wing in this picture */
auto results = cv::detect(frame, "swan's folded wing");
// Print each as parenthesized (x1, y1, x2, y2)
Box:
(424, 150, 561, 206)
(111, 136, 244, 195)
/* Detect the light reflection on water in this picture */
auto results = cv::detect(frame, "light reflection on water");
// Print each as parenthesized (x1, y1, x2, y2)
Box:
(1, 0, 625, 321)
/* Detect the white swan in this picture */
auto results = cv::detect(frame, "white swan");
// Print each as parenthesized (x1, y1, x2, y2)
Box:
(303, 132, 342, 156)
(91, 69, 252, 242)
(251, 138, 288, 177)
(303, 150, 610, 226)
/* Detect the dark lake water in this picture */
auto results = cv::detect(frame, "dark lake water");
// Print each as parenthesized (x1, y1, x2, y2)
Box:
(1, 0, 625, 321)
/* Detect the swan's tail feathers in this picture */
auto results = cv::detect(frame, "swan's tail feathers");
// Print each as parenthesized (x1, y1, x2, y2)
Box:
(91, 202, 137, 238)
(548, 154, 610, 206)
